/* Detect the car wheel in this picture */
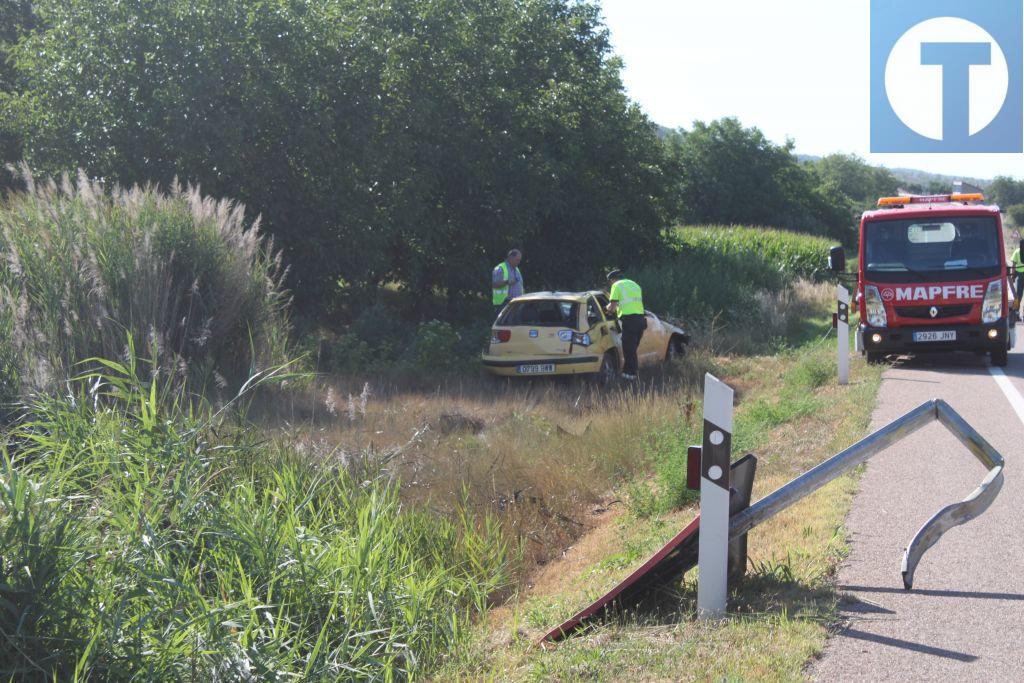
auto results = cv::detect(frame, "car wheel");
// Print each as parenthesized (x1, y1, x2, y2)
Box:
(866, 352, 887, 365)
(991, 347, 1008, 367)
(596, 352, 618, 387)
(664, 337, 683, 364)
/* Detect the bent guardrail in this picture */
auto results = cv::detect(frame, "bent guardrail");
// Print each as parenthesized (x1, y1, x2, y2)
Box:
(542, 378, 1006, 641)
(728, 397, 1005, 590)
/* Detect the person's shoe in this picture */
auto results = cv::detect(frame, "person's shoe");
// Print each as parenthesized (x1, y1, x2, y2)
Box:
(622, 373, 638, 381)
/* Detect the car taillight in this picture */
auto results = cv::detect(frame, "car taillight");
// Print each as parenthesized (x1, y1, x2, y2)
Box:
(982, 280, 1002, 324)
(491, 329, 511, 343)
(864, 285, 887, 328)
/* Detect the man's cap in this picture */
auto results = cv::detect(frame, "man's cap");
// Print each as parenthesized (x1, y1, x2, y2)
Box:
(606, 269, 623, 282)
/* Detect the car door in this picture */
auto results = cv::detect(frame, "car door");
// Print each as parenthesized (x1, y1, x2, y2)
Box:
(637, 311, 667, 365)
(590, 294, 621, 361)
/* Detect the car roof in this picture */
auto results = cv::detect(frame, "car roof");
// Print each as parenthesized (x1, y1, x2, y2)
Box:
(510, 290, 604, 303)
(862, 203, 1001, 222)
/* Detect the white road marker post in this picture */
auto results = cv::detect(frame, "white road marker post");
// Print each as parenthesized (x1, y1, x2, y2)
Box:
(837, 284, 850, 386)
(697, 373, 734, 618)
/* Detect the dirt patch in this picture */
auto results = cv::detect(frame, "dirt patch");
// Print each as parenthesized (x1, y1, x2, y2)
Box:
(437, 410, 485, 434)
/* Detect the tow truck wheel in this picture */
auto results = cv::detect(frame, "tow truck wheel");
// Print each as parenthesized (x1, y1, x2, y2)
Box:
(991, 348, 1008, 367)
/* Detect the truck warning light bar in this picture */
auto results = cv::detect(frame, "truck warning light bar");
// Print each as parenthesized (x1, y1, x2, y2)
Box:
(877, 193, 986, 207)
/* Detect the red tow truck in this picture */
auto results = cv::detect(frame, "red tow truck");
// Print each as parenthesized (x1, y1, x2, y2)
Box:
(829, 193, 1017, 367)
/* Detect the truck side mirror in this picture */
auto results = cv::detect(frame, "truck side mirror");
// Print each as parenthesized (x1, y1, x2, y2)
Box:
(828, 246, 846, 273)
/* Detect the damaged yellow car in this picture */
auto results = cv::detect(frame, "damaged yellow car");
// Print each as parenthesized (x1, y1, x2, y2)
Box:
(481, 290, 689, 384)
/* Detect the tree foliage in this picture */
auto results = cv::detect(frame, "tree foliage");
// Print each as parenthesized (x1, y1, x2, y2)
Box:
(663, 118, 853, 241)
(989, 176, 1024, 208)
(4, 0, 671, 312)
(1007, 204, 1024, 228)
(0, 0, 38, 187)
(808, 153, 900, 207)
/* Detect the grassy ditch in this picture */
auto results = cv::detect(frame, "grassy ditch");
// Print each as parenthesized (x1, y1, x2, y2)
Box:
(434, 329, 884, 681)
(259, 281, 839, 576)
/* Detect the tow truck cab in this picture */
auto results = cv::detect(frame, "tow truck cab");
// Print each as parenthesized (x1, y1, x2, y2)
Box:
(829, 193, 1017, 367)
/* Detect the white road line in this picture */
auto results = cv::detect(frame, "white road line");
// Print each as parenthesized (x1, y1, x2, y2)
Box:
(989, 366, 1024, 427)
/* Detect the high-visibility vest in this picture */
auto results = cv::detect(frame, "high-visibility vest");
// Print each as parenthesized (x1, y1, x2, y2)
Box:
(492, 261, 520, 305)
(1013, 249, 1024, 274)
(610, 279, 644, 317)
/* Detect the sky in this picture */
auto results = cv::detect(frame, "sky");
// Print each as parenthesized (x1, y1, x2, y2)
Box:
(599, 0, 1024, 180)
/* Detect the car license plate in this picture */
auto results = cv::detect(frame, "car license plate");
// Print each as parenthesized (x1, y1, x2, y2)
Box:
(912, 330, 956, 343)
(517, 363, 555, 375)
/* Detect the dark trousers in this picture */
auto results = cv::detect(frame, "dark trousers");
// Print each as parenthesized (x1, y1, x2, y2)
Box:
(620, 314, 646, 375)
(1015, 273, 1024, 304)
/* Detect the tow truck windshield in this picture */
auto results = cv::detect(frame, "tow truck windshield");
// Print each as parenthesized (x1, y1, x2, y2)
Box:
(864, 216, 1001, 283)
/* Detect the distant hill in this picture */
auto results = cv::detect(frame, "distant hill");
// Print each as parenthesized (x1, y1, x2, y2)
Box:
(654, 128, 990, 191)
(795, 154, 991, 190)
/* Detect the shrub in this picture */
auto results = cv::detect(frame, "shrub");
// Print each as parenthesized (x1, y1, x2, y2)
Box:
(0, 168, 290, 405)
(0, 360, 509, 679)
(351, 303, 407, 355)
(1007, 203, 1024, 227)
(412, 320, 461, 370)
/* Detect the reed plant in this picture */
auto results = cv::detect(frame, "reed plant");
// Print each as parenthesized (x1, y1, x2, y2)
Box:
(0, 355, 508, 680)
(0, 167, 291, 417)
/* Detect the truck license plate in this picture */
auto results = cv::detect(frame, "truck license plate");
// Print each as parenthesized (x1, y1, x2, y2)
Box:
(912, 330, 956, 343)
(517, 363, 555, 375)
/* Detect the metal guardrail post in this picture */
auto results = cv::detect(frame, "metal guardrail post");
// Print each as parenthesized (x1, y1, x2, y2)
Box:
(728, 399, 1005, 589)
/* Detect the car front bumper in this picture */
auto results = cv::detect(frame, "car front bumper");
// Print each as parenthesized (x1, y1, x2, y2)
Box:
(480, 354, 602, 377)
(861, 319, 1009, 355)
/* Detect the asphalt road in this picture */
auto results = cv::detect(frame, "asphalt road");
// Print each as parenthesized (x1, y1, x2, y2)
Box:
(812, 333, 1024, 682)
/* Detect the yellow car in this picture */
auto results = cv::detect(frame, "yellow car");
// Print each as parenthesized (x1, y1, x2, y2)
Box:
(481, 290, 689, 383)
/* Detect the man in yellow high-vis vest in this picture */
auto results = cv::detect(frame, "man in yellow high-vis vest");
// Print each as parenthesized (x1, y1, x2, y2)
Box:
(606, 269, 646, 381)
(492, 249, 523, 318)
(1012, 242, 1024, 305)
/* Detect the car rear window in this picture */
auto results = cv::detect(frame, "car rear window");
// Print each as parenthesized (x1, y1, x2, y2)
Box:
(498, 300, 579, 329)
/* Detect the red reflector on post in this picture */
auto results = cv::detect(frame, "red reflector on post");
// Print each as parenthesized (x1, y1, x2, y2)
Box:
(686, 446, 702, 491)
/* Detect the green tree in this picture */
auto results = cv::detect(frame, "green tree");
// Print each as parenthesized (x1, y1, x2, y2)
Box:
(1007, 204, 1024, 228)
(989, 176, 1024, 208)
(809, 153, 900, 206)
(664, 118, 853, 241)
(5, 0, 671, 314)
(0, 0, 38, 184)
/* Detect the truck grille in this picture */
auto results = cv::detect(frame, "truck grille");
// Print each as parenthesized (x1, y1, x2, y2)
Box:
(895, 304, 972, 320)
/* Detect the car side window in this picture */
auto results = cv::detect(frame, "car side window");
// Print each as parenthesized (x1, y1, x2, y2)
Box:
(595, 294, 610, 310)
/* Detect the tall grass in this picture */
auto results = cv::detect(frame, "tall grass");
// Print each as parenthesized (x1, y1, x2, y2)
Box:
(637, 226, 834, 322)
(0, 358, 508, 680)
(0, 167, 290, 416)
